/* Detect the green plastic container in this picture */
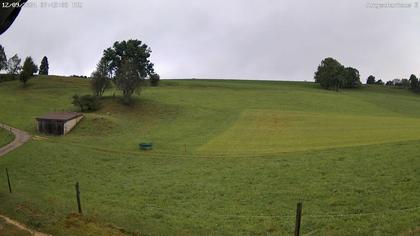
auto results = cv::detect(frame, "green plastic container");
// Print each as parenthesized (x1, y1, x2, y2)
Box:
(139, 143, 153, 150)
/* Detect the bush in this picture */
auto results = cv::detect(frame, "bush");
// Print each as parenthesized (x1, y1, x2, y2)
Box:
(72, 95, 101, 112)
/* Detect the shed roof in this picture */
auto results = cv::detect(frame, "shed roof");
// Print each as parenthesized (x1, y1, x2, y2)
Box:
(36, 112, 83, 122)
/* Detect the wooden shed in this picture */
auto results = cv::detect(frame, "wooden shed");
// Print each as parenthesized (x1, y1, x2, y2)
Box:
(36, 112, 84, 135)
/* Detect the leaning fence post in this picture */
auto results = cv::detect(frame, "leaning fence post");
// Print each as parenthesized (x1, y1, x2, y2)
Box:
(6, 168, 12, 193)
(294, 202, 303, 236)
(75, 182, 82, 214)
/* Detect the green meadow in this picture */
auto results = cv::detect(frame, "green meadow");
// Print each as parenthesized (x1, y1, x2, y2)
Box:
(0, 76, 419, 235)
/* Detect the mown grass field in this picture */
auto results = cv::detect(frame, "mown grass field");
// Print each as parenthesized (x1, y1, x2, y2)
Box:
(0, 76, 419, 235)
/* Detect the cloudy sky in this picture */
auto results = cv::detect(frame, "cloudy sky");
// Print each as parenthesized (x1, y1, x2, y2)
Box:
(1, 0, 420, 82)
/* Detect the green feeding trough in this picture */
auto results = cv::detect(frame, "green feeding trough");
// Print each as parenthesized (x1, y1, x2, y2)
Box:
(139, 143, 153, 150)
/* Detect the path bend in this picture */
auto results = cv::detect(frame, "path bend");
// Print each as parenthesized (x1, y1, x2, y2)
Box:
(0, 123, 31, 157)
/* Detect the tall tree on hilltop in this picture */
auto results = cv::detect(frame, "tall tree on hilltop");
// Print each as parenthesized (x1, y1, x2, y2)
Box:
(39, 56, 49, 75)
(114, 58, 146, 104)
(19, 56, 38, 86)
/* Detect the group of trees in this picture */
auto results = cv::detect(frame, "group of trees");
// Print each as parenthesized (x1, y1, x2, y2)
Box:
(315, 58, 420, 95)
(367, 74, 420, 94)
(72, 39, 160, 111)
(0, 44, 49, 86)
(314, 57, 361, 90)
(90, 39, 160, 104)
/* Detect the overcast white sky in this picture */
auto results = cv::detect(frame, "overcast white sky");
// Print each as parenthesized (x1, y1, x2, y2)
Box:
(1, 0, 420, 82)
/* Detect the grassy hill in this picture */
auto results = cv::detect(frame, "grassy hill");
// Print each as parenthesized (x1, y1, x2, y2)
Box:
(0, 76, 419, 235)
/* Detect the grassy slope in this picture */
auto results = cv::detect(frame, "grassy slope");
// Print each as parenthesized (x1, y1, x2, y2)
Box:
(0, 129, 14, 148)
(0, 76, 419, 235)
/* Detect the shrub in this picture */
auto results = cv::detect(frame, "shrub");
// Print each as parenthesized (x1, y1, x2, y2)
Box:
(72, 95, 101, 112)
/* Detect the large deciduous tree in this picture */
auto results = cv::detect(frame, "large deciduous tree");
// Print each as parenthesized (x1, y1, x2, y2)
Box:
(115, 58, 146, 104)
(39, 56, 49, 75)
(314, 57, 345, 91)
(19, 56, 38, 86)
(7, 54, 21, 78)
(99, 39, 155, 104)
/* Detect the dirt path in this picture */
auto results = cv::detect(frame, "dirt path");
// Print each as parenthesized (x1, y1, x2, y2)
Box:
(0, 123, 31, 157)
(0, 214, 51, 236)
(0, 124, 51, 235)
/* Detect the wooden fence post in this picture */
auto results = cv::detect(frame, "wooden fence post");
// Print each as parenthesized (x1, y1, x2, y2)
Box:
(75, 182, 82, 214)
(6, 168, 12, 193)
(294, 202, 303, 236)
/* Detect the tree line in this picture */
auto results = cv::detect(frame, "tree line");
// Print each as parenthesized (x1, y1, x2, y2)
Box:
(314, 57, 419, 94)
(365, 73, 420, 97)
(0, 44, 49, 86)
